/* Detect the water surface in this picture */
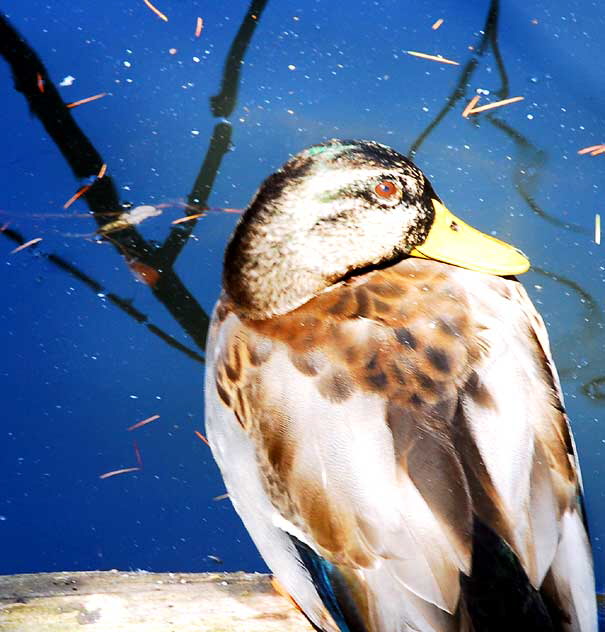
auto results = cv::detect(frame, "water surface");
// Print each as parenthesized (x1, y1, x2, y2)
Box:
(1, 0, 604, 599)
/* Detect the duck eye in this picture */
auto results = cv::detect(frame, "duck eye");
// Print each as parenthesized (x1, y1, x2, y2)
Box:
(374, 180, 399, 199)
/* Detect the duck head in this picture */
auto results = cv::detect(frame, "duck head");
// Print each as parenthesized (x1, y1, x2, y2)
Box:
(224, 140, 529, 320)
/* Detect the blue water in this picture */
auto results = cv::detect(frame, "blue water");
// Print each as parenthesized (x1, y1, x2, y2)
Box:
(1, 0, 604, 602)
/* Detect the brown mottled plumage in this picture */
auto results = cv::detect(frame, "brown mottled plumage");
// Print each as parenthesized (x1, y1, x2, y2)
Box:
(205, 140, 596, 632)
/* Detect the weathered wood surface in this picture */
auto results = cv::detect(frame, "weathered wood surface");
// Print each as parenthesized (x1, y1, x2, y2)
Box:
(0, 571, 313, 631)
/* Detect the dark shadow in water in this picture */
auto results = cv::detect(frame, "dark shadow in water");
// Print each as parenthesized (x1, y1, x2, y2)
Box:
(0, 1, 268, 353)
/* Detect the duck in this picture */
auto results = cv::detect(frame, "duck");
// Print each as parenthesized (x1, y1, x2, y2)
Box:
(204, 139, 597, 632)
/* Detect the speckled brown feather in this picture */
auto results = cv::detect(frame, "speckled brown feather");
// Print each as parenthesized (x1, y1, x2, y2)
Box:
(211, 257, 585, 606)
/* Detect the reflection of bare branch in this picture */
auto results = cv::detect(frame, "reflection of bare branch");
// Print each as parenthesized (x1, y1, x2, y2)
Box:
(487, 116, 589, 235)
(2, 227, 204, 364)
(159, 122, 232, 265)
(211, 0, 269, 118)
(1, 1, 268, 352)
(408, 0, 499, 158)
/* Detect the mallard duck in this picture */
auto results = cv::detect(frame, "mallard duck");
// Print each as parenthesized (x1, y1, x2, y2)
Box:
(204, 140, 597, 631)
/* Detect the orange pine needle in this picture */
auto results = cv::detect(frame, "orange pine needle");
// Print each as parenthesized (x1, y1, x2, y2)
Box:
(462, 95, 481, 118)
(36, 72, 45, 93)
(99, 467, 140, 480)
(577, 144, 605, 155)
(97, 163, 107, 178)
(63, 184, 91, 209)
(133, 440, 143, 467)
(590, 147, 605, 156)
(466, 96, 524, 115)
(143, 0, 168, 22)
(66, 93, 107, 109)
(128, 414, 160, 431)
(431, 18, 444, 30)
(171, 213, 205, 224)
(194, 430, 210, 446)
(212, 493, 230, 501)
(195, 16, 204, 37)
(407, 50, 459, 65)
(11, 238, 42, 254)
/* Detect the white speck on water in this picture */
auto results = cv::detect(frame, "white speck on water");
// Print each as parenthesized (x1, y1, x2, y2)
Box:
(123, 61, 131, 68)
(527, 114, 534, 120)
(191, 130, 200, 135)
(59, 75, 75, 87)
(288, 64, 296, 70)
(129, 395, 139, 400)
(192, 56, 200, 63)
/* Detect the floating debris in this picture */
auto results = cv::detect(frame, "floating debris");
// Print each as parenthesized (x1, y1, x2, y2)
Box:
(212, 493, 230, 501)
(59, 75, 76, 87)
(11, 237, 43, 254)
(596, 213, 601, 246)
(462, 95, 481, 118)
(466, 96, 524, 115)
(99, 467, 140, 480)
(431, 18, 444, 30)
(66, 92, 107, 109)
(406, 50, 459, 66)
(133, 440, 143, 467)
(128, 414, 160, 431)
(143, 0, 168, 22)
(172, 213, 205, 225)
(590, 147, 605, 157)
(97, 205, 162, 235)
(194, 430, 210, 447)
(195, 17, 204, 37)
(207, 555, 223, 564)
(577, 144, 605, 155)
(63, 184, 91, 209)
(36, 72, 44, 93)
(97, 163, 107, 179)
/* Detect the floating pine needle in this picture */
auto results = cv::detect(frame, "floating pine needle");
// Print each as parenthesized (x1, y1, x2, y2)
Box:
(172, 213, 205, 224)
(143, 0, 168, 22)
(128, 414, 160, 431)
(133, 440, 143, 467)
(195, 430, 210, 447)
(11, 237, 43, 254)
(0, 222, 10, 232)
(36, 72, 44, 93)
(462, 95, 481, 118)
(195, 16, 204, 37)
(406, 50, 459, 65)
(590, 147, 605, 157)
(63, 184, 91, 209)
(67, 93, 107, 109)
(99, 467, 140, 480)
(213, 493, 230, 501)
(466, 96, 525, 115)
(431, 18, 444, 30)
(596, 214, 601, 246)
(97, 163, 107, 179)
(577, 144, 605, 155)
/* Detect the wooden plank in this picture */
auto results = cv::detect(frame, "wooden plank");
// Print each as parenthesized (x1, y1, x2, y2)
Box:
(0, 571, 313, 631)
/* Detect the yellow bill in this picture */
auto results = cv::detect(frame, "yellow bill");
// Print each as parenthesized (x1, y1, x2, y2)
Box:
(409, 199, 530, 275)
